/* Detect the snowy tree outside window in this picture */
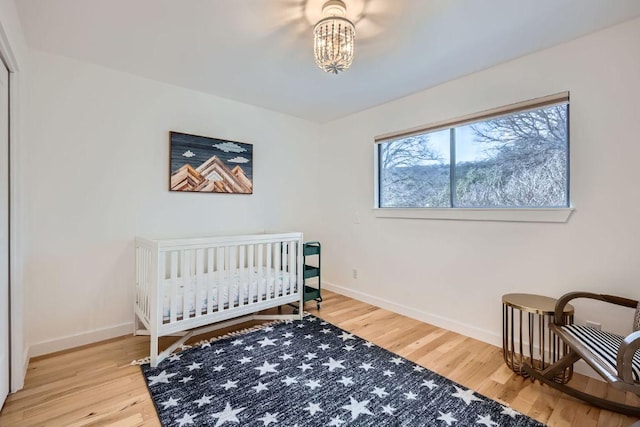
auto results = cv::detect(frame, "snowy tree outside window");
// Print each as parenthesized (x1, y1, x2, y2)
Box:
(377, 101, 569, 209)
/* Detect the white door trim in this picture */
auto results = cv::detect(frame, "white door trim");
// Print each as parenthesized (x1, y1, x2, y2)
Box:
(0, 15, 25, 393)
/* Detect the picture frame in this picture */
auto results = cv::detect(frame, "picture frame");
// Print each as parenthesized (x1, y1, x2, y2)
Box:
(169, 131, 253, 194)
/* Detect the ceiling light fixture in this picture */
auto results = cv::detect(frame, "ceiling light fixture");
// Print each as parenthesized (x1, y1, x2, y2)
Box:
(313, 0, 355, 74)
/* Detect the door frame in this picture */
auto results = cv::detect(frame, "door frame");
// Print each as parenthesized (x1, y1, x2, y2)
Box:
(0, 17, 25, 392)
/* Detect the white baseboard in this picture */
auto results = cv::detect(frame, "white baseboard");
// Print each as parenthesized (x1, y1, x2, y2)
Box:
(322, 281, 502, 347)
(323, 282, 605, 382)
(28, 322, 134, 358)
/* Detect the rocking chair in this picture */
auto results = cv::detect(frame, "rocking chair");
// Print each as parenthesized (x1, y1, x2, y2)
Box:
(523, 291, 640, 416)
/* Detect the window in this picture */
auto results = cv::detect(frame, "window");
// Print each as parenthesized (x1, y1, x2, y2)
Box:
(375, 94, 570, 218)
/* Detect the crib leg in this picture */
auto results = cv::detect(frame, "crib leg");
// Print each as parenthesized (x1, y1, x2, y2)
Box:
(150, 331, 159, 368)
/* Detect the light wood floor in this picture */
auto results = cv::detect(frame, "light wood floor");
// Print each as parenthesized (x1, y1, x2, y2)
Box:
(1, 291, 638, 426)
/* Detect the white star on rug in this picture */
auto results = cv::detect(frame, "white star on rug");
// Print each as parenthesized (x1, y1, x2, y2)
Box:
(231, 339, 244, 346)
(194, 394, 212, 407)
(304, 352, 318, 361)
(257, 337, 277, 347)
(359, 363, 374, 371)
(212, 364, 225, 372)
(343, 345, 355, 352)
(160, 397, 180, 409)
(279, 353, 293, 361)
(322, 358, 346, 372)
(501, 406, 520, 418)
(476, 414, 499, 426)
(282, 340, 292, 346)
(187, 362, 202, 371)
(282, 332, 293, 338)
(371, 387, 389, 398)
(328, 416, 345, 426)
(211, 402, 245, 427)
(437, 411, 457, 426)
(147, 370, 177, 386)
(176, 412, 196, 426)
(243, 345, 254, 351)
(421, 379, 438, 390)
(220, 380, 238, 390)
(263, 326, 274, 332)
(282, 376, 298, 386)
(390, 357, 404, 365)
(382, 369, 394, 377)
(305, 379, 322, 390)
(320, 328, 332, 334)
(413, 365, 425, 372)
(307, 317, 317, 322)
(318, 343, 330, 350)
(451, 386, 483, 405)
(252, 382, 269, 393)
(337, 376, 354, 386)
(342, 396, 373, 421)
(297, 324, 305, 328)
(238, 357, 252, 364)
(363, 341, 374, 347)
(320, 321, 328, 325)
(338, 332, 355, 341)
(168, 354, 182, 362)
(255, 361, 279, 376)
(304, 334, 314, 339)
(381, 404, 396, 415)
(179, 376, 193, 384)
(404, 391, 417, 400)
(298, 363, 313, 372)
(257, 412, 278, 426)
(304, 402, 323, 415)
(214, 349, 224, 355)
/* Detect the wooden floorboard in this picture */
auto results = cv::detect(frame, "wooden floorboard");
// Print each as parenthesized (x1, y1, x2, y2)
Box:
(0, 291, 638, 426)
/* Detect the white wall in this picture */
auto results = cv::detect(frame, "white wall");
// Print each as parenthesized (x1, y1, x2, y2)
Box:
(24, 51, 322, 355)
(319, 17, 640, 346)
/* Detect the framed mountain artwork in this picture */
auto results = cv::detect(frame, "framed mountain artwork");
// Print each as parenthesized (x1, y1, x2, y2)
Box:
(169, 132, 253, 194)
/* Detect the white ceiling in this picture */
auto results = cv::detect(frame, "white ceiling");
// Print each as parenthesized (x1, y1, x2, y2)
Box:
(15, 0, 640, 123)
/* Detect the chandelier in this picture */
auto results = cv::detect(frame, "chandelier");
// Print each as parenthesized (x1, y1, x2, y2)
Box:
(313, 0, 355, 74)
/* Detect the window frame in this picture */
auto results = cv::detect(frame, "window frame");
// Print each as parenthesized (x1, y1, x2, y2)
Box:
(373, 93, 574, 223)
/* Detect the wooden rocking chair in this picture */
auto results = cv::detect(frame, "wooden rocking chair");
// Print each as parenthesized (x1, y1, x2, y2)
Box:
(523, 291, 640, 416)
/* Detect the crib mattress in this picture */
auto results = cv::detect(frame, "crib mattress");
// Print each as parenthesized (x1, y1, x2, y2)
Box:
(162, 268, 295, 321)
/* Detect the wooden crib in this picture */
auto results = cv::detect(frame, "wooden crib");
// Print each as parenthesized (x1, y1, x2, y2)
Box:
(134, 232, 303, 366)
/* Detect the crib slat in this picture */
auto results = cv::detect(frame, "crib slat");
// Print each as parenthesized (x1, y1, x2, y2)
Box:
(217, 247, 225, 312)
(170, 251, 178, 323)
(207, 249, 214, 314)
(289, 241, 296, 296)
(195, 249, 204, 317)
(230, 245, 239, 308)
(183, 250, 191, 319)
(265, 243, 272, 303)
(242, 246, 252, 304)
(248, 244, 255, 302)
(256, 244, 263, 305)
(158, 251, 165, 322)
(274, 243, 281, 299)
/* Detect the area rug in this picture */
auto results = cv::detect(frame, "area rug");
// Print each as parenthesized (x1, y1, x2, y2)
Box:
(141, 315, 545, 426)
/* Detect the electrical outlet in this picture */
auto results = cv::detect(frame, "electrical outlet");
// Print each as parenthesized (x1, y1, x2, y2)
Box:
(585, 320, 601, 330)
(352, 269, 358, 279)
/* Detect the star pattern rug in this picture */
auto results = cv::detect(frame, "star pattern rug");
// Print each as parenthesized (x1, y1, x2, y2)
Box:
(140, 315, 546, 426)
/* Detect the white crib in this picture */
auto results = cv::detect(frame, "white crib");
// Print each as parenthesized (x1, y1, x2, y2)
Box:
(135, 232, 303, 367)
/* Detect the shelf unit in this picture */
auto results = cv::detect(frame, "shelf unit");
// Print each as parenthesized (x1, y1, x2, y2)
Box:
(302, 241, 322, 309)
